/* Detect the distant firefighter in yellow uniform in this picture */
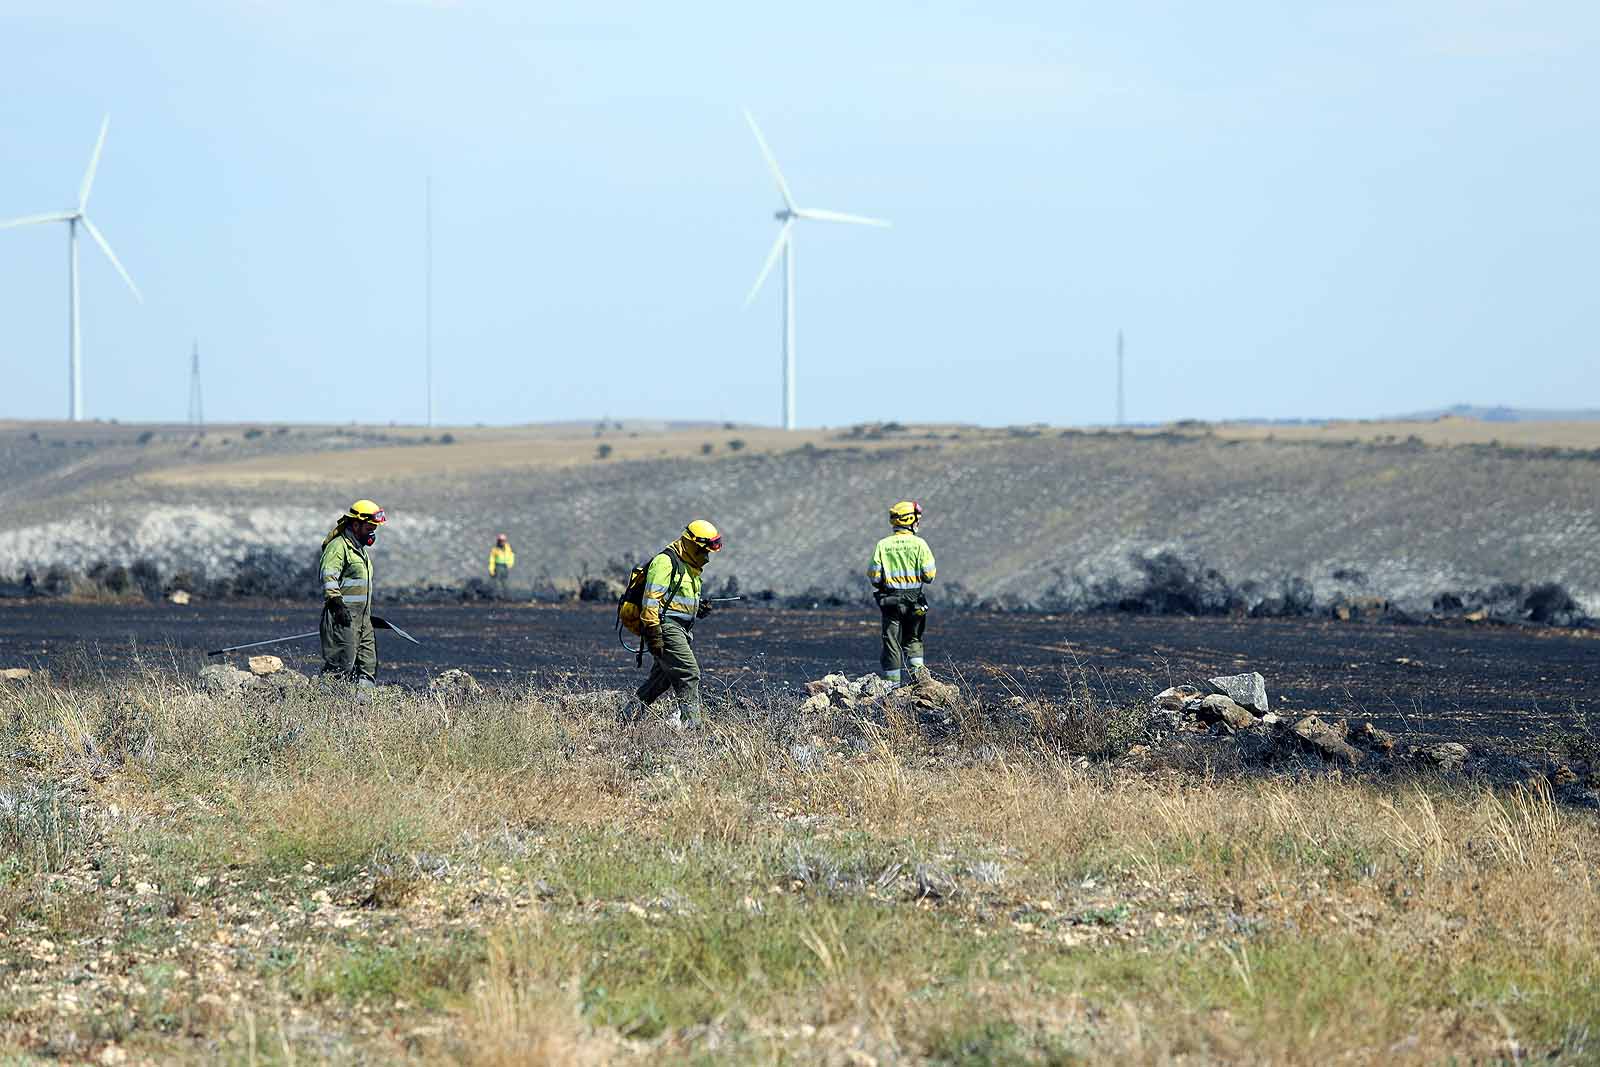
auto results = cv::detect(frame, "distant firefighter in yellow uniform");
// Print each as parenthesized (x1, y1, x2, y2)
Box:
(489, 533, 515, 590)
(869, 500, 936, 683)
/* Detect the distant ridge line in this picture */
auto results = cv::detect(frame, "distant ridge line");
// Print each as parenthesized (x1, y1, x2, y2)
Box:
(1391, 404, 1600, 424)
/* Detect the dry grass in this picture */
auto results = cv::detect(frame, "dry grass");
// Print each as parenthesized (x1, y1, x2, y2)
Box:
(126, 415, 1600, 490)
(1, 668, 1597, 1064)
(139, 424, 976, 488)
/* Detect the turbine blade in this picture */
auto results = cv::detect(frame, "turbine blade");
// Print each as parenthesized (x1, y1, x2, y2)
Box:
(79, 115, 110, 212)
(81, 217, 142, 302)
(743, 109, 796, 211)
(745, 222, 792, 306)
(0, 212, 74, 230)
(795, 207, 892, 228)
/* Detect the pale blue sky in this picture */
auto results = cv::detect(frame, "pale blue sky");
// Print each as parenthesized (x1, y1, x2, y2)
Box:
(0, 1, 1595, 427)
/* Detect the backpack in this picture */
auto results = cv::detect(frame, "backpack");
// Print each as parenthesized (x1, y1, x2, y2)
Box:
(616, 547, 685, 663)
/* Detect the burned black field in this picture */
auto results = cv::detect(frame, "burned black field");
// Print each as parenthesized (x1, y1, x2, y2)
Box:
(0, 599, 1592, 749)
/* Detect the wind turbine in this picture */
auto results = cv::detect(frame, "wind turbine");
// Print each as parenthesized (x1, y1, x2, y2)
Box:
(743, 110, 889, 431)
(1, 116, 143, 421)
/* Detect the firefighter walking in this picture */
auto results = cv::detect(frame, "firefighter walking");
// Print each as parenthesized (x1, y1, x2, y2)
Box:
(870, 500, 936, 683)
(319, 499, 386, 686)
(635, 520, 722, 725)
(489, 533, 515, 592)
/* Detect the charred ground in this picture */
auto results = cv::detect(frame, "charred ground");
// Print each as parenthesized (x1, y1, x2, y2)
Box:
(1, 599, 1593, 750)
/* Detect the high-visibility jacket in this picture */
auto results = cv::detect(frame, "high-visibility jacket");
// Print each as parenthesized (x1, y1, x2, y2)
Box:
(869, 529, 936, 593)
(489, 544, 515, 575)
(320, 527, 374, 615)
(639, 536, 706, 628)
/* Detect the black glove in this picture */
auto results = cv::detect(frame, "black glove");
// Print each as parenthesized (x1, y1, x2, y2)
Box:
(328, 598, 352, 628)
(696, 599, 713, 619)
(644, 626, 665, 659)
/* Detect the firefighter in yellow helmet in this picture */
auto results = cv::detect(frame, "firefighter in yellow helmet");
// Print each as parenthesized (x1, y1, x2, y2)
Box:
(869, 500, 936, 683)
(319, 499, 386, 686)
(635, 519, 722, 725)
(488, 533, 515, 592)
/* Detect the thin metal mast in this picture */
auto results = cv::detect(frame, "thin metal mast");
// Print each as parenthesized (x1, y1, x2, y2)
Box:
(783, 237, 796, 431)
(1116, 329, 1125, 427)
(188, 340, 203, 425)
(69, 220, 81, 420)
(425, 175, 433, 428)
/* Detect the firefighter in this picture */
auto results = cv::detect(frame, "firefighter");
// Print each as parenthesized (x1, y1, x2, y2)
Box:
(635, 519, 722, 725)
(319, 499, 385, 686)
(489, 533, 515, 591)
(869, 500, 936, 683)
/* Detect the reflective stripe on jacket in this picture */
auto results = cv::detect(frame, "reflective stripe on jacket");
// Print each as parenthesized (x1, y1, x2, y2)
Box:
(489, 545, 515, 575)
(639, 546, 702, 627)
(869, 530, 936, 592)
(319, 529, 374, 611)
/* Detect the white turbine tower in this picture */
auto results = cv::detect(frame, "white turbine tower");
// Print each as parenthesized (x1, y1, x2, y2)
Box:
(1, 116, 142, 421)
(743, 110, 889, 431)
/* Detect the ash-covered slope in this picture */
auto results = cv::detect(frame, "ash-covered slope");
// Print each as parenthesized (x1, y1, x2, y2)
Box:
(2, 427, 1597, 614)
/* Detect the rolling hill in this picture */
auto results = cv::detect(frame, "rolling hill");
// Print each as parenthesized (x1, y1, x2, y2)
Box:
(2, 417, 1598, 614)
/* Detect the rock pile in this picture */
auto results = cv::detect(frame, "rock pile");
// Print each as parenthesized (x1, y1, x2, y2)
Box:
(197, 662, 310, 698)
(802, 673, 896, 711)
(1149, 671, 1485, 772)
(801, 672, 961, 715)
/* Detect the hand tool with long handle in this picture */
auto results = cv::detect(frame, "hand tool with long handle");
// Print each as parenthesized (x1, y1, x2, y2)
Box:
(206, 631, 319, 657)
(208, 615, 421, 657)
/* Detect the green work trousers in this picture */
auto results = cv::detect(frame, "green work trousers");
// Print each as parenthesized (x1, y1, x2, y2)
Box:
(877, 591, 927, 682)
(320, 601, 376, 682)
(636, 617, 700, 718)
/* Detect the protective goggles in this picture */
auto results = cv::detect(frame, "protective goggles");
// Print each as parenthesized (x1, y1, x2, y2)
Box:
(698, 533, 724, 551)
(892, 502, 922, 522)
(357, 508, 387, 525)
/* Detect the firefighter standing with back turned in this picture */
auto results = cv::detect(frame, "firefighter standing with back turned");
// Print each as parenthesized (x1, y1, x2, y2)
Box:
(319, 499, 386, 688)
(635, 520, 722, 726)
(870, 500, 937, 684)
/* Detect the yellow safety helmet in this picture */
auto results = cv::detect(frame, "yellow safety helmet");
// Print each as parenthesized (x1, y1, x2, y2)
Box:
(889, 500, 922, 528)
(345, 499, 387, 525)
(684, 519, 723, 551)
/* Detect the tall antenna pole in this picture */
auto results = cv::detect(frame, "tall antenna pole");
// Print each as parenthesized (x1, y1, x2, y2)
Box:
(425, 175, 434, 428)
(69, 219, 82, 421)
(188, 340, 204, 426)
(1116, 329, 1125, 427)
(783, 237, 796, 431)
